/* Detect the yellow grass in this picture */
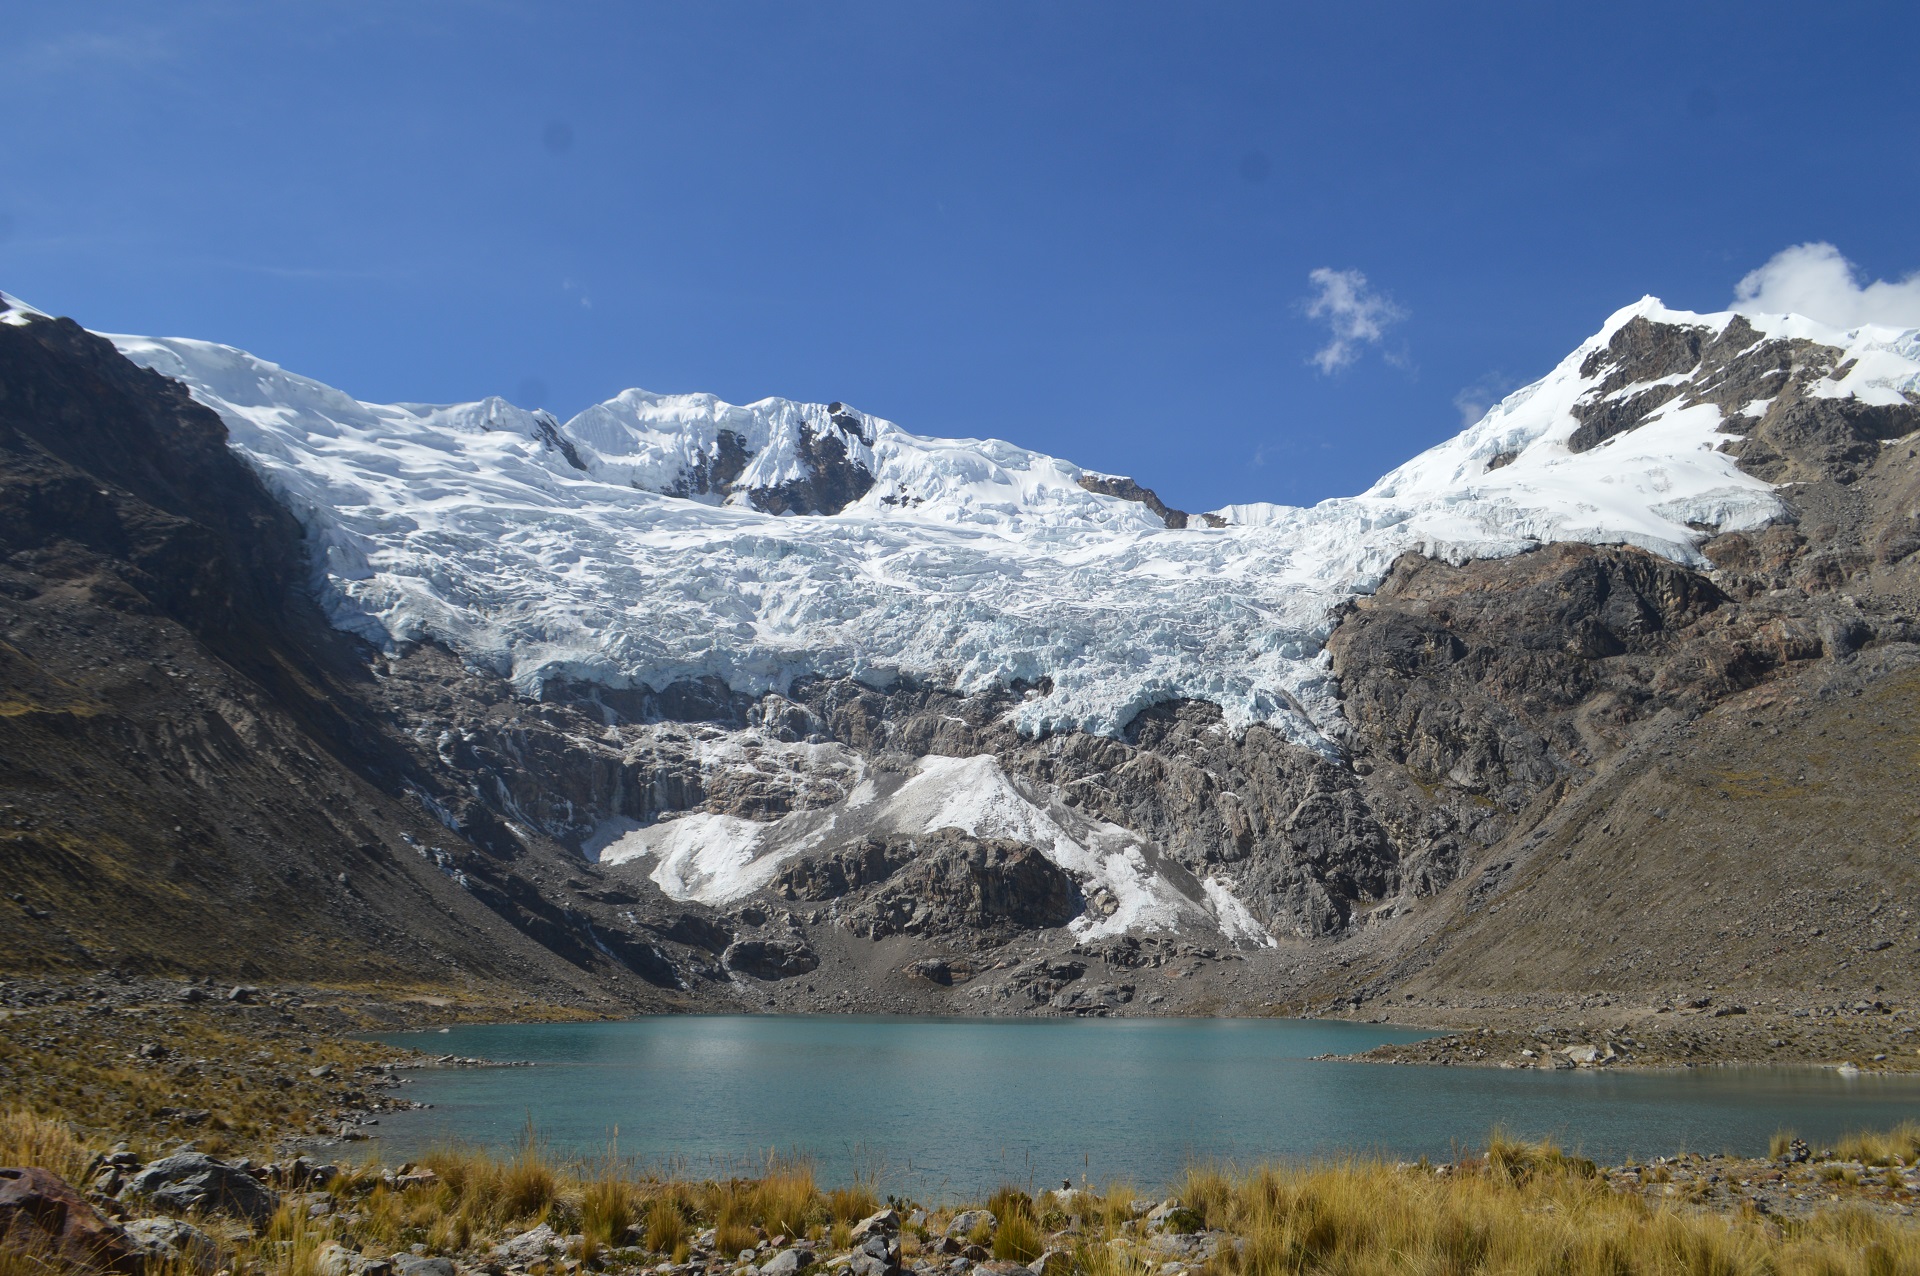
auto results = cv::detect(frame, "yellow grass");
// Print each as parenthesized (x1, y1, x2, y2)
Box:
(1159, 1137, 1920, 1276)
(756, 1162, 818, 1238)
(644, 1190, 688, 1253)
(0, 1108, 95, 1184)
(1834, 1120, 1920, 1167)
(829, 1178, 880, 1224)
(988, 1187, 1044, 1262)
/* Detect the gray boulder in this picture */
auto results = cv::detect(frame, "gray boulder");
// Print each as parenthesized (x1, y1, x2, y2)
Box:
(390, 1255, 455, 1276)
(945, 1210, 995, 1239)
(314, 1242, 393, 1276)
(762, 1247, 815, 1276)
(1027, 1251, 1069, 1276)
(496, 1223, 561, 1264)
(128, 1153, 278, 1223)
(123, 1218, 220, 1272)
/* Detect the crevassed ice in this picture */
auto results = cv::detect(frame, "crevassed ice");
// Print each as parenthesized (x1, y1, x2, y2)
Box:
(102, 299, 1920, 746)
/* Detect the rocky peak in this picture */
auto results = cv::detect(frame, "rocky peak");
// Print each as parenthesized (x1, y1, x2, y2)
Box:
(1567, 311, 1920, 485)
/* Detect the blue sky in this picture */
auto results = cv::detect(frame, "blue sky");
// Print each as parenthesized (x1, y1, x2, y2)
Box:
(4, 1, 1917, 512)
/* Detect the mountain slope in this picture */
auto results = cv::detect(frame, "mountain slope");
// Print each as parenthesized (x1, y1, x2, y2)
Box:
(0, 304, 723, 1005)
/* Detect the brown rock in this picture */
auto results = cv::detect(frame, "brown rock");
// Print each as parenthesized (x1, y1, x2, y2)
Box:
(0, 1167, 139, 1273)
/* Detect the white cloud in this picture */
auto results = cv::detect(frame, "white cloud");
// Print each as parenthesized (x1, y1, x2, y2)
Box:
(1731, 242, 1920, 329)
(1303, 267, 1406, 373)
(1451, 371, 1518, 428)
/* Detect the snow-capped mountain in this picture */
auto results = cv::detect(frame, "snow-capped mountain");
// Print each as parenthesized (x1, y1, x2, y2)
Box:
(94, 298, 1920, 749)
(7, 286, 1920, 1011)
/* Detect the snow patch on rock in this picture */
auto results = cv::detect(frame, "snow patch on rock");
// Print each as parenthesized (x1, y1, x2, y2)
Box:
(595, 752, 1273, 946)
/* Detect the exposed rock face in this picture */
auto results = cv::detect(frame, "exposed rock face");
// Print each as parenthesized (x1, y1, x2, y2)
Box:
(655, 404, 879, 515)
(667, 428, 752, 501)
(1330, 544, 1732, 807)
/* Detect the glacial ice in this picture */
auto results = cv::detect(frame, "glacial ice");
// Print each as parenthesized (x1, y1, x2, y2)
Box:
(95, 297, 1920, 749)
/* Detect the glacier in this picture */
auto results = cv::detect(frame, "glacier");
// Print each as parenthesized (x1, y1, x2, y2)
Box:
(59, 295, 1919, 748)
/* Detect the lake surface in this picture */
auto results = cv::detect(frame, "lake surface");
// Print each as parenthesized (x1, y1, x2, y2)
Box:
(373, 1016, 1920, 1198)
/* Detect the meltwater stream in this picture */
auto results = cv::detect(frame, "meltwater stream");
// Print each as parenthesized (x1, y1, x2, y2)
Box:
(372, 1016, 1920, 1198)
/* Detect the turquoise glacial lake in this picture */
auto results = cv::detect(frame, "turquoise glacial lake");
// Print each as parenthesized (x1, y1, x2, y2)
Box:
(372, 1016, 1920, 1198)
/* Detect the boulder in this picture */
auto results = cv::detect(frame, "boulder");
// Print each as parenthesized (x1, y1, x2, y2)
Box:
(286, 1157, 340, 1189)
(390, 1255, 456, 1276)
(496, 1222, 562, 1263)
(848, 1208, 899, 1242)
(315, 1244, 393, 1276)
(129, 1152, 278, 1222)
(723, 938, 821, 980)
(0, 1168, 140, 1273)
(762, 1245, 815, 1276)
(945, 1209, 995, 1239)
(1028, 1250, 1070, 1276)
(122, 1218, 220, 1273)
(1146, 1201, 1203, 1234)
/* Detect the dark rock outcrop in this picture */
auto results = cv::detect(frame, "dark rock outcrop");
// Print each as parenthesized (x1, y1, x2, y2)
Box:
(722, 937, 819, 979)
(746, 412, 878, 516)
(834, 833, 1082, 939)
(1076, 473, 1192, 528)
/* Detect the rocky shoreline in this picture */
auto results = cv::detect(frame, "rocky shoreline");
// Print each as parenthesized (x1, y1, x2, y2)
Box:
(1324, 992, 1920, 1074)
(5, 1127, 1916, 1276)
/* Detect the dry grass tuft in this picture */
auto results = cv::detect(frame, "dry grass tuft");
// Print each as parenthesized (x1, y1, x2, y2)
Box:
(828, 1178, 879, 1225)
(579, 1172, 635, 1260)
(643, 1190, 688, 1253)
(0, 1108, 94, 1183)
(710, 1180, 758, 1258)
(1834, 1120, 1920, 1167)
(756, 1162, 818, 1238)
(988, 1186, 1043, 1263)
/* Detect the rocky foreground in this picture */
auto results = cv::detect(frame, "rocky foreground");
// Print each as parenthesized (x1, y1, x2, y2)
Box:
(4, 1121, 1918, 1276)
